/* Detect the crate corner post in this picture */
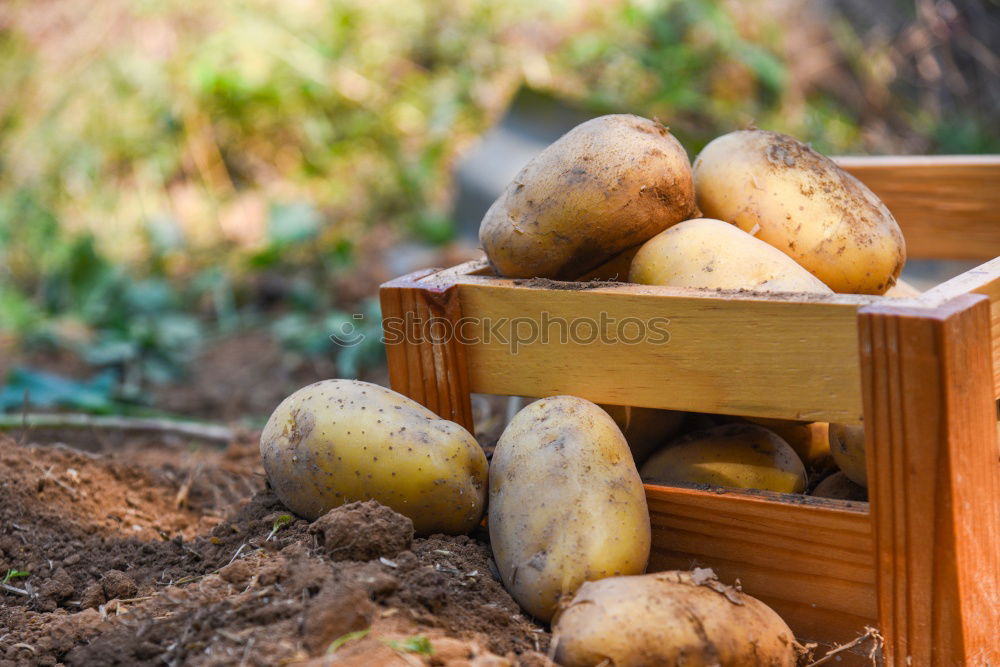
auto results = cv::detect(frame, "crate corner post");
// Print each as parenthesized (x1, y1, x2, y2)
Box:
(858, 293, 1000, 666)
(379, 270, 475, 433)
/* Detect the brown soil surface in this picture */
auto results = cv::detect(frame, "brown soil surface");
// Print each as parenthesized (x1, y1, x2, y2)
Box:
(0, 435, 551, 666)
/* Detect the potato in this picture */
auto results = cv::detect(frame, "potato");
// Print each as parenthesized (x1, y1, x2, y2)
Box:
(813, 471, 867, 501)
(489, 396, 650, 621)
(693, 130, 906, 294)
(641, 423, 807, 493)
(599, 404, 685, 465)
(744, 417, 831, 466)
(829, 422, 867, 487)
(629, 218, 833, 293)
(553, 569, 800, 666)
(259, 379, 488, 535)
(480, 114, 696, 279)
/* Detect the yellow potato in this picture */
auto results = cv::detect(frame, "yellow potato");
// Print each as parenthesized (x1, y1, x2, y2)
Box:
(553, 569, 800, 666)
(259, 379, 488, 535)
(812, 471, 867, 501)
(599, 404, 685, 465)
(693, 130, 906, 294)
(828, 422, 867, 487)
(641, 423, 807, 493)
(489, 396, 650, 622)
(629, 218, 833, 293)
(744, 417, 831, 466)
(480, 114, 696, 279)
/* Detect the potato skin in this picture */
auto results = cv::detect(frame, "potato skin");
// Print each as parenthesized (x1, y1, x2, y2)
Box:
(629, 218, 833, 293)
(599, 404, 685, 465)
(553, 570, 799, 667)
(641, 423, 807, 493)
(829, 422, 867, 487)
(693, 130, 905, 294)
(489, 396, 650, 622)
(813, 471, 867, 501)
(259, 380, 488, 535)
(745, 417, 831, 466)
(480, 114, 696, 279)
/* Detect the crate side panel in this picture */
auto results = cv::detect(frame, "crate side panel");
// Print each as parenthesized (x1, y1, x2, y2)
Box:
(457, 283, 864, 423)
(645, 485, 876, 648)
(837, 156, 1000, 260)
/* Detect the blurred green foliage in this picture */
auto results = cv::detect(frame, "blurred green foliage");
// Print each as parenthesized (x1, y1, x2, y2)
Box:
(0, 0, 995, 408)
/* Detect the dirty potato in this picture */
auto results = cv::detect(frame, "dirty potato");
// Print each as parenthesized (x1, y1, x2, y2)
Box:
(693, 130, 905, 294)
(489, 396, 650, 622)
(828, 422, 867, 487)
(553, 569, 800, 667)
(600, 404, 685, 465)
(641, 423, 807, 493)
(480, 114, 696, 279)
(629, 218, 833, 293)
(259, 380, 488, 535)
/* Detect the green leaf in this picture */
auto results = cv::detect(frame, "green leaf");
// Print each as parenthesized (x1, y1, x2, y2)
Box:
(2, 569, 29, 585)
(0, 367, 118, 413)
(385, 635, 433, 655)
(327, 628, 370, 654)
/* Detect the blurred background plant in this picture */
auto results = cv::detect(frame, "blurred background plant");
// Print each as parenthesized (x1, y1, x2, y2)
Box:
(0, 0, 996, 419)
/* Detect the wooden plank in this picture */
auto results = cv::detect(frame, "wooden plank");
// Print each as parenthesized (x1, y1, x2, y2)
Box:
(836, 155, 1000, 261)
(920, 257, 1000, 397)
(859, 294, 1000, 665)
(424, 277, 871, 423)
(645, 484, 875, 650)
(379, 271, 475, 431)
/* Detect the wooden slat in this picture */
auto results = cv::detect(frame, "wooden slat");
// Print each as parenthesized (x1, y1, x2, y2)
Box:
(836, 155, 1000, 261)
(859, 294, 1000, 665)
(424, 276, 872, 423)
(920, 257, 1000, 397)
(645, 485, 875, 651)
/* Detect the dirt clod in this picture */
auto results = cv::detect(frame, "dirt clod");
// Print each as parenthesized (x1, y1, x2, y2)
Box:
(100, 569, 138, 600)
(310, 499, 414, 562)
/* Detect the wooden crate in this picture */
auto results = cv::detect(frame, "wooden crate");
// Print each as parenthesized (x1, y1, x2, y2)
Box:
(379, 156, 1000, 665)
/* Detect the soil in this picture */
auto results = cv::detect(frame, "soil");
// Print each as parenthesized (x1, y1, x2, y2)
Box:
(0, 435, 551, 666)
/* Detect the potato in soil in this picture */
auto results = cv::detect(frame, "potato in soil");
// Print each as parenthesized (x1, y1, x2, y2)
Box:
(553, 569, 800, 666)
(489, 395, 650, 622)
(480, 114, 696, 280)
(641, 423, 807, 493)
(694, 129, 905, 294)
(629, 218, 833, 294)
(259, 379, 488, 535)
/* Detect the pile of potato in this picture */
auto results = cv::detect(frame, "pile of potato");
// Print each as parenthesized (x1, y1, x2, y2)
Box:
(257, 115, 906, 665)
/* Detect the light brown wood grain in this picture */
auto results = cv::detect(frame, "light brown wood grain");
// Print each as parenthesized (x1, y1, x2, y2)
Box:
(645, 484, 875, 651)
(859, 294, 1000, 665)
(836, 155, 1000, 261)
(379, 272, 475, 431)
(430, 277, 871, 423)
